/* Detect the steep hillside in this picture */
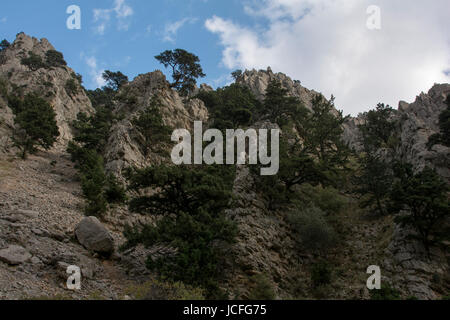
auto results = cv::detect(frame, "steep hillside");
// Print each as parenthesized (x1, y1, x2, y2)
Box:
(0, 33, 448, 300)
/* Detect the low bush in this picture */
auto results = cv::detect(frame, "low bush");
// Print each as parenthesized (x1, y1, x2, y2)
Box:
(311, 261, 333, 288)
(45, 50, 67, 67)
(247, 274, 276, 300)
(125, 278, 205, 300)
(287, 206, 337, 253)
(65, 78, 79, 96)
(370, 285, 401, 300)
(21, 52, 46, 71)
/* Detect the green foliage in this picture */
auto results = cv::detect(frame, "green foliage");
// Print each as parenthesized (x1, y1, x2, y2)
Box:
(197, 83, 259, 129)
(86, 88, 115, 109)
(72, 107, 115, 152)
(389, 164, 450, 251)
(278, 94, 350, 191)
(354, 154, 393, 216)
(427, 95, 450, 149)
(105, 174, 128, 204)
(0, 78, 7, 98)
(247, 274, 276, 300)
(354, 104, 397, 215)
(231, 69, 242, 81)
(370, 285, 401, 300)
(0, 39, 10, 52)
(45, 50, 67, 68)
(65, 78, 79, 96)
(295, 95, 350, 169)
(300, 184, 347, 216)
(68, 142, 127, 217)
(155, 49, 205, 96)
(255, 90, 350, 213)
(67, 142, 108, 217)
(21, 52, 46, 71)
(10, 93, 59, 159)
(359, 103, 397, 151)
(102, 70, 128, 91)
(311, 261, 333, 288)
(124, 165, 237, 298)
(288, 206, 337, 253)
(125, 278, 205, 300)
(131, 97, 171, 156)
(261, 80, 305, 127)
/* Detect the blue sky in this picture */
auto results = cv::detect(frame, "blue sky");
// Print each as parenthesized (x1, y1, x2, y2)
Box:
(1, 0, 449, 115)
(0, 0, 254, 89)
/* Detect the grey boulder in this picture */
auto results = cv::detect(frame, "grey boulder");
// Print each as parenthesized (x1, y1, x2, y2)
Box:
(74, 217, 114, 255)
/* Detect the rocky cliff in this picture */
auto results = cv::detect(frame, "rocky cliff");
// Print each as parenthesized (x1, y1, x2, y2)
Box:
(0, 33, 448, 300)
(104, 71, 208, 177)
(0, 33, 93, 150)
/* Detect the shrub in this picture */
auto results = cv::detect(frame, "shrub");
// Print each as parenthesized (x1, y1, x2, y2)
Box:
(0, 39, 10, 51)
(125, 278, 205, 300)
(370, 285, 401, 300)
(45, 50, 67, 67)
(0, 78, 7, 98)
(21, 52, 46, 71)
(311, 261, 333, 288)
(287, 206, 337, 253)
(300, 184, 346, 215)
(247, 274, 276, 300)
(65, 79, 79, 96)
(67, 142, 109, 218)
(105, 174, 127, 204)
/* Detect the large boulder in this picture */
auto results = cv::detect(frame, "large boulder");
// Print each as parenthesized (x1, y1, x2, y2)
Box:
(74, 217, 114, 255)
(0, 245, 32, 265)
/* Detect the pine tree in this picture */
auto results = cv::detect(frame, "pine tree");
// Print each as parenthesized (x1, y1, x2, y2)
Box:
(10, 94, 59, 159)
(124, 165, 237, 297)
(131, 97, 171, 156)
(155, 49, 205, 96)
(390, 164, 450, 251)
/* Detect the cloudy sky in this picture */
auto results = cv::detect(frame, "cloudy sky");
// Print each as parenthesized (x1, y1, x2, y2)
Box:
(1, 0, 449, 115)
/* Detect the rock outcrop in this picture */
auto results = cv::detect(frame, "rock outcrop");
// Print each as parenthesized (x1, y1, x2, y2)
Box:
(237, 67, 322, 110)
(0, 32, 94, 148)
(397, 84, 450, 179)
(104, 71, 209, 176)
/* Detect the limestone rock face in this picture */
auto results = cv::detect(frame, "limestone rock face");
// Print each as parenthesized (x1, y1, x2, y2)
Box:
(104, 71, 209, 176)
(75, 217, 114, 255)
(237, 67, 321, 110)
(0, 32, 94, 148)
(383, 222, 448, 300)
(343, 83, 450, 179)
(397, 84, 450, 179)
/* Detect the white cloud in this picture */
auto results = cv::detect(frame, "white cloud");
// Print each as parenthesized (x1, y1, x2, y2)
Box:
(0, 17, 7, 24)
(163, 18, 198, 43)
(206, 0, 450, 115)
(93, 0, 134, 35)
(85, 56, 106, 88)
